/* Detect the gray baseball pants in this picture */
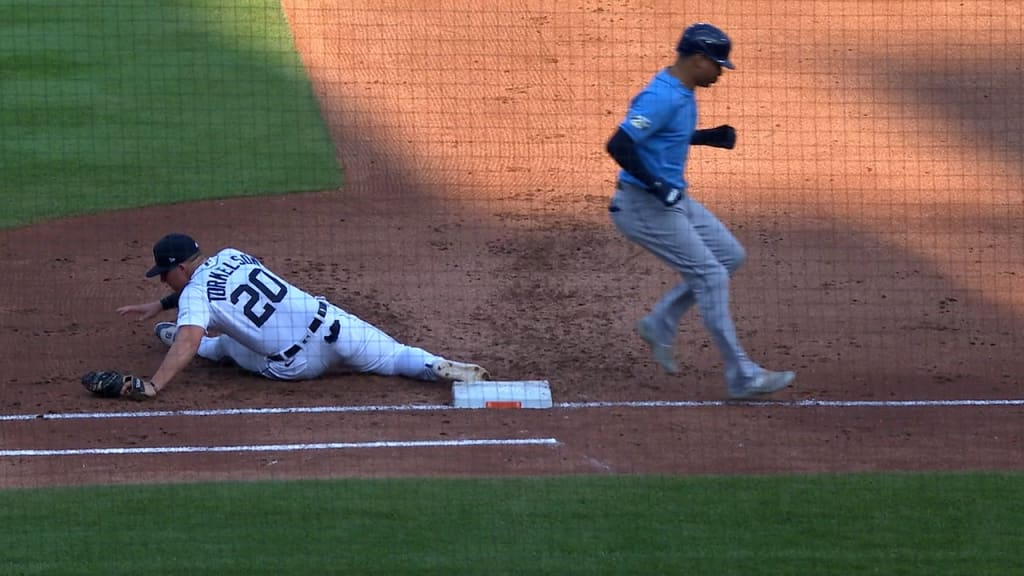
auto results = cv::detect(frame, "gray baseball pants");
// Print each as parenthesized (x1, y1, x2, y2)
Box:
(609, 181, 761, 389)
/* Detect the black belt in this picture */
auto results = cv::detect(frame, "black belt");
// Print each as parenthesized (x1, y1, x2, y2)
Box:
(615, 181, 689, 207)
(617, 179, 684, 197)
(268, 301, 328, 362)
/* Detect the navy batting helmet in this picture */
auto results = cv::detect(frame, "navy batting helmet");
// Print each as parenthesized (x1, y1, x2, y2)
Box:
(676, 23, 734, 69)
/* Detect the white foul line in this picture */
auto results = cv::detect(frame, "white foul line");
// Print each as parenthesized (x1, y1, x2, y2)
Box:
(0, 398, 1022, 422)
(0, 437, 560, 458)
(560, 399, 1024, 408)
(0, 404, 450, 422)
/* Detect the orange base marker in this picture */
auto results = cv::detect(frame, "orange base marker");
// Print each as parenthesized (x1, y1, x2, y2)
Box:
(485, 401, 523, 409)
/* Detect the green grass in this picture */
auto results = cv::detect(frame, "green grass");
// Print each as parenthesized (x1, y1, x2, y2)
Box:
(1, 473, 1020, 575)
(0, 0, 340, 228)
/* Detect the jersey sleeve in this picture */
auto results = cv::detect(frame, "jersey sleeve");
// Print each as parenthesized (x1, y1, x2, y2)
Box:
(175, 282, 211, 331)
(618, 88, 678, 144)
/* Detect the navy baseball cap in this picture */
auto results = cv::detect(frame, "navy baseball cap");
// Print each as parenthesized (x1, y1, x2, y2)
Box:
(146, 233, 200, 278)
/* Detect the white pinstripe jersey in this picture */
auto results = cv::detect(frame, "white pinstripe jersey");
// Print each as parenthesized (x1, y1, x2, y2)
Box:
(176, 248, 321, 356)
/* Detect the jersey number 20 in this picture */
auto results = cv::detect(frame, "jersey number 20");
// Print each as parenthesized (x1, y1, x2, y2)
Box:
(230, 268, 288, 327)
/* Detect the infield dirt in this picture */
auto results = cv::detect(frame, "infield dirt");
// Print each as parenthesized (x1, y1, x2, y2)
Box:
(0, 0, 1021, 487)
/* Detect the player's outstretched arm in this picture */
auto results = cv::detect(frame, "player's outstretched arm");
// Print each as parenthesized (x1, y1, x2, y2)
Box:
(148, 325, 204, 396)
(116, 300, 163, 321)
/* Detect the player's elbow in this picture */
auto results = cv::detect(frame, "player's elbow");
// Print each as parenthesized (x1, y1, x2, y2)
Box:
(606, 128, 634, 163)
(605, 133, 618, 156)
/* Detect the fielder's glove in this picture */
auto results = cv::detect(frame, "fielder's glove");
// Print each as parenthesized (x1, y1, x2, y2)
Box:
(81, 371, 155, 400)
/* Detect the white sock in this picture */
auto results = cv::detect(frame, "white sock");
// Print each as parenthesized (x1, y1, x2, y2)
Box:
(392, 347, 441, 381)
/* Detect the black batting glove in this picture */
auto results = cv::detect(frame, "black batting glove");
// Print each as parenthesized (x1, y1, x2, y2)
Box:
(691, 125, 736, 149)
(651, 182, 684, 207)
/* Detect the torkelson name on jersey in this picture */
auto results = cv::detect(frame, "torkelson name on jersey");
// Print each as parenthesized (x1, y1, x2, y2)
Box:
(205, 253, 262, 301)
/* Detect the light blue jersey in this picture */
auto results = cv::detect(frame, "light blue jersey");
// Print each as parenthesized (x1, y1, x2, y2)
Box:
(616, 68, 696, 191)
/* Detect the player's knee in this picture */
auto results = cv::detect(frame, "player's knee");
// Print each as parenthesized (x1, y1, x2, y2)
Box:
(196, 335, 221, 361)
(724, 244, 746, 274)
(700, 263, 730, 291)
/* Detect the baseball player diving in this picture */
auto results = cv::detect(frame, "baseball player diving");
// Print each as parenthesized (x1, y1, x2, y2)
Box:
(82, 233, 489, 400)
(605, 22, 795, 399)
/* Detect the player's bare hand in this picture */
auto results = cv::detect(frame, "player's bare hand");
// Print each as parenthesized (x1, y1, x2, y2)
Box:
(120, 376, 158, 400)
(117, 301, 162, 320)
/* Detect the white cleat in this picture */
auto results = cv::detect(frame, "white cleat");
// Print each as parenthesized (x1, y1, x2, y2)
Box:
(154, 322, 178, 347)
(431, 360, 490, 383)
(728, 370, 796, 400)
